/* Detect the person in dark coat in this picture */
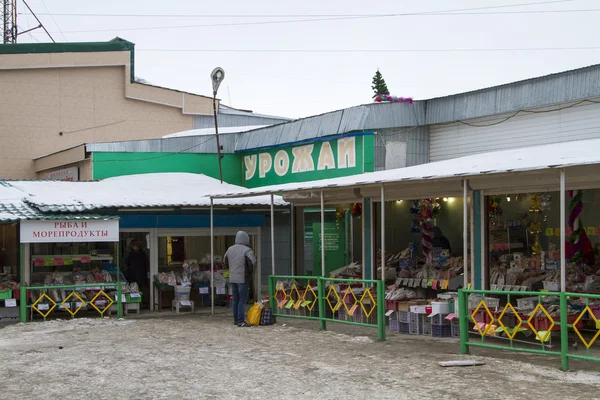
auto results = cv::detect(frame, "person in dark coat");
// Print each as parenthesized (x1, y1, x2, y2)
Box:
(432, 226, 451, 254)
(125, 241, 149, 297)
(224, 231, 256, 327)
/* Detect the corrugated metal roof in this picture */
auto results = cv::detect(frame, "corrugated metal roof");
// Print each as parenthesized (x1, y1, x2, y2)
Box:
(6, 173, 287, 213)
(0, 182, 117, 222)
(87, 133, 238, 154)
(210, 137, 600, 199)
(425, 63, 600, 125)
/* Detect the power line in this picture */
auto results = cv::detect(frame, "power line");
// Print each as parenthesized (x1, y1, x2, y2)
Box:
(42, 1, 578, 34)
(39, 0, 66, 41)
(136, 47, 600, 53)
(23, 0, 577, 18)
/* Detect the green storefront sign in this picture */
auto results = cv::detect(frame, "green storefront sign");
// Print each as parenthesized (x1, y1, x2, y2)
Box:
(242, 133, 374, 188)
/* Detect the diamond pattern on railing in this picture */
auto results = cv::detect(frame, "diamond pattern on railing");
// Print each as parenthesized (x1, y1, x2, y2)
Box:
(326, 285, 341, 313)
(302, 285, 318, 311)
(32, 293, 57, 318)
(61, 291, 85, 317)
(89, 290, 114, 316)
(342, 287, 359, 316)
(573, 306, 600, 349)
(471, 300, 495, 336)
(360, 288, 376, 318)
(497, 303, 523, 340)
(526, 303, 554, 343)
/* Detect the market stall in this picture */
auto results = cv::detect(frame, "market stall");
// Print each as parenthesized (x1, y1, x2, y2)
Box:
(19, 218, 130, 321)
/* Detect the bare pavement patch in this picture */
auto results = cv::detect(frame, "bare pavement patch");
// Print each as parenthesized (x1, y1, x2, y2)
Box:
(1, 315, 600, 399)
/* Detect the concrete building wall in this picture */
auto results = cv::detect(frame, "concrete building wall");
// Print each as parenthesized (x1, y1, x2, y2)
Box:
(0, 66, 195, 179)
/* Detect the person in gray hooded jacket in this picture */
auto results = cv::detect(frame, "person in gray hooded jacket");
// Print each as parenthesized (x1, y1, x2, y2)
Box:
(224, 231, 257, 327)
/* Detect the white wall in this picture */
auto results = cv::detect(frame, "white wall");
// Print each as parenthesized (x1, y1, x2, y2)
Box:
(430, 99, 600, 161)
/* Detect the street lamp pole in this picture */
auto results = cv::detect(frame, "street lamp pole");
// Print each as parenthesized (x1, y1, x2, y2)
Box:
(211, 67, 225, 183)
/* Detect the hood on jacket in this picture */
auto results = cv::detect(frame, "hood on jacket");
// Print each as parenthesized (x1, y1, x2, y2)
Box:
(235, 231, 250, 246)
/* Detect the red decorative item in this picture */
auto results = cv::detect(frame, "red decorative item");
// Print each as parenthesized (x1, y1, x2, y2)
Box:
(351, 202, 362, 218)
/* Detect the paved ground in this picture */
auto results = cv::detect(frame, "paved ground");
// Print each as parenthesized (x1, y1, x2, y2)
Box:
(1, 312, 600, 399)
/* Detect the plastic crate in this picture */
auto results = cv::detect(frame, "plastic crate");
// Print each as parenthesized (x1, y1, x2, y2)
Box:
(451, 320, 460, 337)
(399, 321, 419, 335)
(126, 293, 143, 303)
(174, 286, 191, 301)
(432, 324, 452, 338)
(389, 320, 400, 332)
(0, 289, 12, 300)
(409, 312, 419, 325)
(397, 311, 410, 323)
(430, 313, 451, 326)
(420, 315, 432, 335)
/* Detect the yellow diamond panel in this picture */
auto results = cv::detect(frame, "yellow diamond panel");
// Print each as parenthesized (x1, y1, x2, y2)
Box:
(573, 306, 600, 349)
(342, 287, 358, 314)
(32, 293, 57, 318)
(497, 303, 523, 340)
(89, 290, 114, 316)
(326, 285, 340, 313)
(526, 303, 554, 343)
(471, 300, 495, 336)
(290, 284, 302, 301)
(302, 285, 318, 312)
(61, 291, 85, 317)
(360, 288, 376, 318)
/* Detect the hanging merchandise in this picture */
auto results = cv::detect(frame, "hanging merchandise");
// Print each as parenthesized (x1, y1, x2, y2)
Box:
(488, 197, 503, 226)
(419, 199, 434, 264)
(350, 202, 362, 218)
(528, 195, 543, 256)
(335, 205, 346, 227)
(567, 190, 585, 263)
(540, 193, 552, 222)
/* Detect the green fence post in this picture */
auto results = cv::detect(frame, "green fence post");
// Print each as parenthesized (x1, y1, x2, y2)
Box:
(318, 277, 326, 331)
(20, 285, 26, 323)
(559, 292, 569, 371)
(459, 289, 469, 354)
(377, 280, 386, 341)
(117, 282, 123, 319)
(268, 276, 275, 310)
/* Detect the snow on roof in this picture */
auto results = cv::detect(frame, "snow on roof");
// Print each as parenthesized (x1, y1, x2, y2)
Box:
(162, 125, 269, 139)
(8, 173, 287, 212)
(210, 138, 600, 198)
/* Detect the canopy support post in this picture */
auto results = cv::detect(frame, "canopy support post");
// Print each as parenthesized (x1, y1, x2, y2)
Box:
(210, 197, 214, 316)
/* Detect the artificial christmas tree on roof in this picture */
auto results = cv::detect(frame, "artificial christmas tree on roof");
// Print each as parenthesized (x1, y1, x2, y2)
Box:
(371, 69, 390, 98)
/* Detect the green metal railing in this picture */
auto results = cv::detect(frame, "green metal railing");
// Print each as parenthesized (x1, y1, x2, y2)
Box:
(20, 283, 123, 322)
(459, 289, 600, 371)
(268, 275, 386, 341)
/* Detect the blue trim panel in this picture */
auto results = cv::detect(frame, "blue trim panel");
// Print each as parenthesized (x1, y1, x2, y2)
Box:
(119, 214, 265, 229)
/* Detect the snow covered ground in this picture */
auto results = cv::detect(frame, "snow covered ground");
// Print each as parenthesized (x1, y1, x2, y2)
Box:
(1, 314, 599, 399)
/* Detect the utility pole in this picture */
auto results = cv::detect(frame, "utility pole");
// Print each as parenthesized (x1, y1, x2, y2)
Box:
(2, 0, 55, 44)
(2, 0, 17, 43)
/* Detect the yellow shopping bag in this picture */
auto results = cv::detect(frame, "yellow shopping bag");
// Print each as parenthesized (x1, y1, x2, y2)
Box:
(248, 302, 264, 326)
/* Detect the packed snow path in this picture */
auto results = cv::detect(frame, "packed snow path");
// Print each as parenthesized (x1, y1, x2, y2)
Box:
(1, 315, 599, 399)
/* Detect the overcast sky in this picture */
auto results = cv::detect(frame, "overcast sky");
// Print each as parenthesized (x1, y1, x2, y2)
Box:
(17, 0, 600, 118)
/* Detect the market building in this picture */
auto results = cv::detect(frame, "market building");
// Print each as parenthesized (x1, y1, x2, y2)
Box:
(0, 38, 290, 180)
(40, 61, 600, 281)
(0, 173, 287, 321)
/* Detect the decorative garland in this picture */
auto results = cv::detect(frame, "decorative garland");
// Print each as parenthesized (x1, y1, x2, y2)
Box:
(374, 94, 414, 104)
(568, 190, 584, 262)
(488, 197, 503, 226)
